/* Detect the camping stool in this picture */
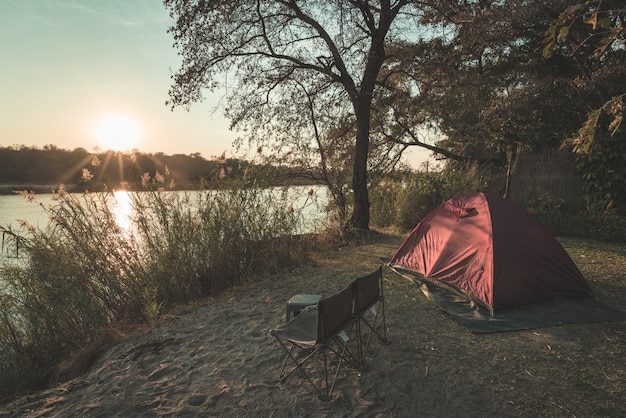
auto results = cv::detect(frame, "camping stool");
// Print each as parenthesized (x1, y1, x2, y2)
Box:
(286, 294, 322, 322)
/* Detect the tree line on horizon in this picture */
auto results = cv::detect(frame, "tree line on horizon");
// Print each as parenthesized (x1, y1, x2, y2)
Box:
(0, 145, 284, 192)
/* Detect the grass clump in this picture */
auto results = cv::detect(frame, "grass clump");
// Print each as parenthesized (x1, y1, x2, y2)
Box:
(0, 175, 311, 400)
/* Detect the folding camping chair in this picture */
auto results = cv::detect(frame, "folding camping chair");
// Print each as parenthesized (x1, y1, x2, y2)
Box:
(353, 266, 388, 364)
(270, 284, 359, 401)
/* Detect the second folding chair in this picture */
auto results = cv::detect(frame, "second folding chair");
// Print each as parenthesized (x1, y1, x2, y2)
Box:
(353, 266, 388, 364)
(270, 283, 359, 401)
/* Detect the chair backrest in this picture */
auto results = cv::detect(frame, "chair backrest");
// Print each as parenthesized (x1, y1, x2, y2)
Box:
(353, 266, 383, 315)
(317, 283, 354, 344)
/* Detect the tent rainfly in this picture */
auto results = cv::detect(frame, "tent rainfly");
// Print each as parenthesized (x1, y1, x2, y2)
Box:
(389, 192, 592, 314)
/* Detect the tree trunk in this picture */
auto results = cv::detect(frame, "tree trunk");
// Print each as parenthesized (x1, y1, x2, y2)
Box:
(347, 53, 382, 231)
(348, 100, 371, 230)
(345, 3, 395, 231)
(503, 144, 518, 199)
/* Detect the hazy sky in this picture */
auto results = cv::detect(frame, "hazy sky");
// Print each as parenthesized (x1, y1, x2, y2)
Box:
(1, 0, 430, 167)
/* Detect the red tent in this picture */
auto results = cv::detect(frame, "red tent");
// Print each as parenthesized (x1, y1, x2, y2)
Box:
(389, 192, 592, 313)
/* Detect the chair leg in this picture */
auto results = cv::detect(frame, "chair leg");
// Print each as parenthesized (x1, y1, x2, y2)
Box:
(364, 312, 386, 344)
(322, 349, 330, 401)
(326, 344, 341, 400)
(359, 301, 388, 363)
(274, 336, 359, 401)
(273, 336, 320, 393)
(322, 334, 354, 401)
(355, 319, 364, 366)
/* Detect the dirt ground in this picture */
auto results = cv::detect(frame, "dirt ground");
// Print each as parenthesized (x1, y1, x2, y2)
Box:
(1, 233, 625, 417)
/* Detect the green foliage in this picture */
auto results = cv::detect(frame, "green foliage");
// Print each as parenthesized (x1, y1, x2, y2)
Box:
(141, 285, 164, 324)
(370, 164, 487, 231)
(413, 0, 588, 167)
(372, 166, 626, 241)
(393, 173, 445, 231)
(574, 124, 626, 215)
(528, 194, 626, 242)
(543, 1, 625, 60)
(0, 173, 307, 399)
(543, 1, 626, 154)
(573, 94, 624, 155)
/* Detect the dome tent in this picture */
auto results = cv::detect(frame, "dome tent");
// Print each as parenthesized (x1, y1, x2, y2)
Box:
(389, 192, 592, 315)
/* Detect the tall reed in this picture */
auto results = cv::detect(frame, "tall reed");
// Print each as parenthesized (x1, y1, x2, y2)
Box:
(0, 177, 309, 399)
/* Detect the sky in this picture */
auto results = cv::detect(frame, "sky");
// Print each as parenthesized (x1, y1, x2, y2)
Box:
(1, 0, 431, 167)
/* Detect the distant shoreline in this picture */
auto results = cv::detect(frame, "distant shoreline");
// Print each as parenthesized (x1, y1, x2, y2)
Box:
(0, 184, 67, 195)
(0, 180, 320, 195)
(0, 181, 199, 195)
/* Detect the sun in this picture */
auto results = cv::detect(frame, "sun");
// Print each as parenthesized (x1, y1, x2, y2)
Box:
(94, 114, 140, 151)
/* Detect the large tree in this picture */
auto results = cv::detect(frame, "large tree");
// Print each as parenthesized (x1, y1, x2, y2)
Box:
(164, 0, 446, 230)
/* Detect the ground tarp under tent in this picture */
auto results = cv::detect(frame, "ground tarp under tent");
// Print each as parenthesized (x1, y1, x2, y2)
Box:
(389, 192, 626, 333)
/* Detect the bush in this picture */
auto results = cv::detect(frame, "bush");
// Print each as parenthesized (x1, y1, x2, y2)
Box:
(0, 177, 308, 399)
(575, 120, 626, 216)
(370, 163, 487, 231)
(393, 173, 446, 231)
(528, 194, 626, 243)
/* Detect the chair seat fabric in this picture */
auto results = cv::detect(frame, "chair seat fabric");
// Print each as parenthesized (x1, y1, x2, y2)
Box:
(271, 307, 318, 345)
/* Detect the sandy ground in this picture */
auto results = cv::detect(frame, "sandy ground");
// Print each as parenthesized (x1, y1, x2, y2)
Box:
(1, 235, 625, 417)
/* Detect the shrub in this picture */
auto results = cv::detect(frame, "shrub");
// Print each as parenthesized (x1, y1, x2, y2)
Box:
(575, 119, 626, 216)
(370, 162, 487, 231)
(525, 193, 626, 243)
(393, 172, 446, 231)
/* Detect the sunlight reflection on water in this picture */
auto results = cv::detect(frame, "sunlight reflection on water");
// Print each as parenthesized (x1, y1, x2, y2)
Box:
(112, 190, 133, 234)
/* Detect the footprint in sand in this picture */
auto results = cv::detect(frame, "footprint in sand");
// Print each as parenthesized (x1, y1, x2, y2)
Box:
(187, 394, 207, 407)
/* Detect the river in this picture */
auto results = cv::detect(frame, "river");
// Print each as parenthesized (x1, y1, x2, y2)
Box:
(0, 186, 329, 259)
